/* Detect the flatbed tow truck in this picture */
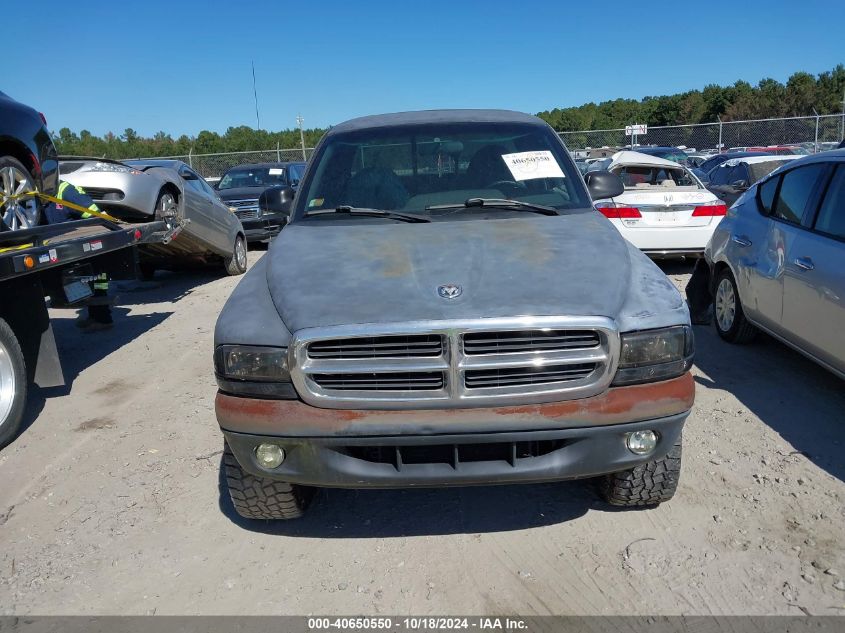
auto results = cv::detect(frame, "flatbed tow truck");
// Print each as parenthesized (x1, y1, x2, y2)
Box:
(0, 217, 182, 446)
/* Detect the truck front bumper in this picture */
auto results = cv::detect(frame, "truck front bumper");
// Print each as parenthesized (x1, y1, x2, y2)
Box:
(217, 373, 694, 488)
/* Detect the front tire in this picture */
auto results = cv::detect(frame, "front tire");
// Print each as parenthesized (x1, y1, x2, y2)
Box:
(0, 156, 40, 231)
(0, 318, 27, 448)
(224, 235, 247, 276)
(154, 189, 179, 228)
(600, 435, 682, 507)
(714, 269, 757, 343)
(223, 442, 314, 520)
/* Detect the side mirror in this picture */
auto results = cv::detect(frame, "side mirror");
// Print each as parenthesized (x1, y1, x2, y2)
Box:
(259, 185, 295, 217)
(584, 170, 625, 200)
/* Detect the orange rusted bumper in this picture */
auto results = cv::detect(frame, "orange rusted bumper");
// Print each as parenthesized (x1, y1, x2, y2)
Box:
(216, 372, 694, 437)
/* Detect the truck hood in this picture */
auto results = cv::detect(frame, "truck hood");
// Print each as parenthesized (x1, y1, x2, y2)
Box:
(216, 187, 266, 201)
(267, 213, 639, 332)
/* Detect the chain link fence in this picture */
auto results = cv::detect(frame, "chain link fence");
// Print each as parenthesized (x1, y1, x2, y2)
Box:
(559, 114, 845, 154)
(138, 147, 316, 179)
(134, 114, 845, 179)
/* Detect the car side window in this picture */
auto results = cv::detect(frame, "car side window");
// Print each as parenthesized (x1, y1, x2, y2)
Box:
(735, 164, 750, 185)
(772, 164, 826, 224)
(814, 165, 845, 240)
(757, 175, 779, 214)
(709, 165, 728, 186)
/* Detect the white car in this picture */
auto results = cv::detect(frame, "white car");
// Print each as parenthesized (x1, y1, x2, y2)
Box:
(591, 151, 726, 257)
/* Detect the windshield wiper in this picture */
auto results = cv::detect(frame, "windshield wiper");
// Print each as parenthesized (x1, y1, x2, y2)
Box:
(425, 198, 559, 216)
(304, 206, 431, 223)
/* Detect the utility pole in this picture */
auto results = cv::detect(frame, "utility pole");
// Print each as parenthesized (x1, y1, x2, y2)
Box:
(840, 87, 845, 141)
(252, 61, 261, 130)
(297, 114, 306, 160)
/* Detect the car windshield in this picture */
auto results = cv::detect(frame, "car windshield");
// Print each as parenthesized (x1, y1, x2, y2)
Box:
(294, 122, 589, 219)
(654, 149, 690, 163)
(217, 166, 288, 190)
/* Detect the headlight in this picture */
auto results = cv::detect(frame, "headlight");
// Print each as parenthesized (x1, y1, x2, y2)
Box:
(228, 206, 238, 213)
(214, 345, 296, 399)
(215, 345, 289, 381)
(612, 326, 693, 386)
(84, 162, 139, 174)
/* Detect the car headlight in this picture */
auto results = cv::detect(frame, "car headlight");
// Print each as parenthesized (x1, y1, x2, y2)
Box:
(612, 326, 694, 386)
(214, 345, 296, 398)
(84, 162, 140, 174)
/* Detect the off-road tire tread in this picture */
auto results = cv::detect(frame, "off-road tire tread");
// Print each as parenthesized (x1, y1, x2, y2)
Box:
(600, 436, 682, 506)
(223, 442, 312, 520)
(715, 270, 757, 344)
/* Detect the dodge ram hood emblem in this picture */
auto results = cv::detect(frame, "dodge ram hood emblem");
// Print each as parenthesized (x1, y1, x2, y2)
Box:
(437, 284, 462, 299)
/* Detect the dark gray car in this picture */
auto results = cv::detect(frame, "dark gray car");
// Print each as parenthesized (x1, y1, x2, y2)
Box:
(213, 109, 696, 520)
(702, 150, 845, 379)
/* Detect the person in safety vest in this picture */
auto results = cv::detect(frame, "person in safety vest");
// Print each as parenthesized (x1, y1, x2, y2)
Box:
(44, 182, 114, 331)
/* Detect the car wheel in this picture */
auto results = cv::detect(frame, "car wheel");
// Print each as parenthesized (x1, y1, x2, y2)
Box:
(599, 434, 682, 507)
(223, 441, 315, 520)
(0, 318, 27, 448)
(714, 269, 757, 343)
(224, 235, 247, 276)
(154, 189, 179, 227)
(0, 156, 40, 231)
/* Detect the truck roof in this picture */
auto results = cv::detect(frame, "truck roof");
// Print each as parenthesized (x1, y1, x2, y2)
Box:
(328, 109, 547, 134)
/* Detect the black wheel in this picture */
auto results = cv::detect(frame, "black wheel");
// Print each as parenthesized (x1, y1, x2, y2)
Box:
(223, 441, 314, 520)
(600, 435, 682, 507)
(0, 156, 40, 231)
(224, 235, 247, 276)
(154, 189, 179, 228)
(714, 268, 757, 343)
(0, 318, 27, 448)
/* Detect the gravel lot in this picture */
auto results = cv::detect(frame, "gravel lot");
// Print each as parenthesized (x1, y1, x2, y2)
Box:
(1, 254, 844, 615)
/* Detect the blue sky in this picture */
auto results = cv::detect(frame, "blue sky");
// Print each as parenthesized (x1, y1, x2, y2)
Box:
(8, 0, 844, 137)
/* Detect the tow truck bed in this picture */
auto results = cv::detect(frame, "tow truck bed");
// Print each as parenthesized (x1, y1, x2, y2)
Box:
(0, 217, 181, 447)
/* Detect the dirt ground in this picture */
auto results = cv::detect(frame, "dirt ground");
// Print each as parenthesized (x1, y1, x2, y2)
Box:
(1, 253, 844, 615)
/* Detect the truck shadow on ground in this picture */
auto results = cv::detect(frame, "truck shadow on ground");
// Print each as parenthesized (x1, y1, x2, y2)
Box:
(112, 269, 222, 306)
(691, 324, 845, 484)
(217, 464, 608, 537)
(14, 307, 172, 442)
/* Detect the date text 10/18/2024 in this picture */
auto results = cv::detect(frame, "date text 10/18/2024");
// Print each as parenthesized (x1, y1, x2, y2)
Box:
(307, 617, 529, 631)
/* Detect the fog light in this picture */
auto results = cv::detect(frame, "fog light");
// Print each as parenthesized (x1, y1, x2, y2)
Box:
(255, 443, 285, 469)
(626, 430, 658, 455)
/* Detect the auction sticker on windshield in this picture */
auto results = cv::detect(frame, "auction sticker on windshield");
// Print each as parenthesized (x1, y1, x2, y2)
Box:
(502, 150, 565, 181)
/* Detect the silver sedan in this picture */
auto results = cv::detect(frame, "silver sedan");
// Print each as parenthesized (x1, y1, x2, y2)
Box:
(702, 150, 845, 379)
(61, 158, 247, 277)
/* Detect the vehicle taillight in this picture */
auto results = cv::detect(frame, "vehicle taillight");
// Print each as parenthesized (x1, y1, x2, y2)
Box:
(38, 112, 47, 127)
(691, 203, 727, 217)
(596, 205, 641, 219)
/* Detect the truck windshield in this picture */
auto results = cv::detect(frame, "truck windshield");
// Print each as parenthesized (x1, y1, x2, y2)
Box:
(294, 123, 589, 219)
(218, 167, 288, 190)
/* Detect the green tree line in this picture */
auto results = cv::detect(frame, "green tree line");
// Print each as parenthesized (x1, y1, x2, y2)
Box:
(53, 65, 845, 158)
(537, 66, 845, 131)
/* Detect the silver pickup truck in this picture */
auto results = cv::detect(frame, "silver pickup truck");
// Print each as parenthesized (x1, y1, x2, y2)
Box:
(213, 110, 695, 520)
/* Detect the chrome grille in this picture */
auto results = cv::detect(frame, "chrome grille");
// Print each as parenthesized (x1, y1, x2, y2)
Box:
(464, 363, 597, 389)
(226, 198, 259, 220)
(291, 318, 619, 409)
(312, 372, 445, 391)
(463, 329, 600, 355)
(308, 335, 442, 359)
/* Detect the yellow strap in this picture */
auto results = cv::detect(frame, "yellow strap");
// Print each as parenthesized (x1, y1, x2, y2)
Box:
(0, 243, 35, 254)
(3, 190, 120, 223)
